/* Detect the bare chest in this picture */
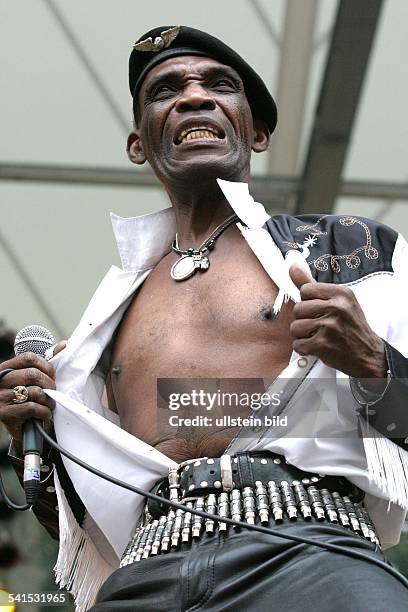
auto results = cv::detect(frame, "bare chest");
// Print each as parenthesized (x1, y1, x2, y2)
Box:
(108, 237, 294, 456)
(111, 238, 294, 381)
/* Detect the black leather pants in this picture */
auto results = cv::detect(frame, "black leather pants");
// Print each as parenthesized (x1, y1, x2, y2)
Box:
(90, 520, 408, 612)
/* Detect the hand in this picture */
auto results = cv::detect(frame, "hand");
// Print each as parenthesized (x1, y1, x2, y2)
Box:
(0, 350, 60, 447)
(289, 265, 387, 379)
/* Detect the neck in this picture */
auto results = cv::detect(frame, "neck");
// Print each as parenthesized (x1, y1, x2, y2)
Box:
(166, 176, 244, 248)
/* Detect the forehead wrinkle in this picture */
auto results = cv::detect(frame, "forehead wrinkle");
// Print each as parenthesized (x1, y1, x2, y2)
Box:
(141, 61, 243, 100)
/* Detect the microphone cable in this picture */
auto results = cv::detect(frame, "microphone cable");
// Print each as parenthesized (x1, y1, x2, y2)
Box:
(2, 420, 406, 588)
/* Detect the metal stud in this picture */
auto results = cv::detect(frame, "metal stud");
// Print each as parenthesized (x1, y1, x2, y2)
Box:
(273, 458, 281, 464)
(255, 483, 269, 523)
(182, 502, 193, 542)
(194, 460, 201, 467)
(214, 480, 222, 488)
(293, 483, 312, 520)
(151, 516, 167, 555)
(207, 458, 215, 464)
(205, 494, 217, 533)
(353, 504, 370, 539)
(320, 488, 338, 523)
(267, 481, 283, 522)
(231, 489, 243, 525)
(135, 525, 150, 561)
(171, 509, 184, 548)
(218, 492, 230, 532)
(280, 481, 297, 520)
(307, 486, 325, 521)
(243, 487, 256, 524)
(168, 466, 180, 503)
(142, 520, 158, 558)
(332, 492, 350, 528)
(200, 481, 208, 488)
(260, 458, 268, 465)
(161, 510, 175, 552)
(192, 498, 204, 538)
(188, 484, 195, 491)
(343, 496, 361, 532)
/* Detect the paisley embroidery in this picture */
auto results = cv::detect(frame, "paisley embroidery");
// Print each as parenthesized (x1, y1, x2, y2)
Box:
(295, 216, 329, 235)
(306, 217, 379, 273)
(282, 216, 379, 273)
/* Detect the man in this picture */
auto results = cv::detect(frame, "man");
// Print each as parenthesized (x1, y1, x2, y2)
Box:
(0, 26, 407, 611)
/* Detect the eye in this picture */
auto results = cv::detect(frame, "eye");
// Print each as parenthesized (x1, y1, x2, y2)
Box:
(211, 78, 240, 93)
(150, 84, 176, 100)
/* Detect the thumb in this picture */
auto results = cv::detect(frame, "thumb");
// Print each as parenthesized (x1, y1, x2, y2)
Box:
(53, 340, 67, 356)
(289, 264, 314, 290)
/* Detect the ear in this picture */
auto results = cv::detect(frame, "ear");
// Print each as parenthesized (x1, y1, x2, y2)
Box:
(127, 131, 146, 165)
(251, 120, 270, 153)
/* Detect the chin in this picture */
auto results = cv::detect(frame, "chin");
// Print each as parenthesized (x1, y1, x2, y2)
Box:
(170, 156, 247, 184)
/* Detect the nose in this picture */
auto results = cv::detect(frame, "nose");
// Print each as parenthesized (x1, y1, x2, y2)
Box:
(175, 83, 216, 113)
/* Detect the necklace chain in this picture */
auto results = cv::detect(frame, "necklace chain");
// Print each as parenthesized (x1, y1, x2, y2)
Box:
(170, 214, 239, 281)
(172, 214, 239, 256)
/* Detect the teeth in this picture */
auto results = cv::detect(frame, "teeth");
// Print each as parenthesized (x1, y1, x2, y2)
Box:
(179, 128, 219, 143)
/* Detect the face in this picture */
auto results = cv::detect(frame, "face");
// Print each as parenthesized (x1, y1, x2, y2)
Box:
(127, 56, 269, 187)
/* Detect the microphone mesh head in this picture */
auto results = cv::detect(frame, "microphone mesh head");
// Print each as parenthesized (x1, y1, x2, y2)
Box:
(14, 325, 55, 357)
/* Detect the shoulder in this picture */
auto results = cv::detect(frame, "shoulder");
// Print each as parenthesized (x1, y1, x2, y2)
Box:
(265, 213, 399, 284)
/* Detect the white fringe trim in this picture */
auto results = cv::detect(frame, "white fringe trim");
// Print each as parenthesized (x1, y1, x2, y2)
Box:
(54, 472, 115, 611)
(360, 415, 408, 509)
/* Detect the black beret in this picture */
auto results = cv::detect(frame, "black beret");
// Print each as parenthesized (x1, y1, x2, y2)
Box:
(129, 25, 277, 133)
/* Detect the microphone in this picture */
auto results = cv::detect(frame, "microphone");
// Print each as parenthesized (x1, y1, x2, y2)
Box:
(14, 325, 55, 504)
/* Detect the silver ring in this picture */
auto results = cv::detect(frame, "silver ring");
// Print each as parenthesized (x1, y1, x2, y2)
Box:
(13, 385, 29, 404)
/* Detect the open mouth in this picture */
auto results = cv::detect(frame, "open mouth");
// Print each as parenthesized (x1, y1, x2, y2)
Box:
(175, 125, 226, 145)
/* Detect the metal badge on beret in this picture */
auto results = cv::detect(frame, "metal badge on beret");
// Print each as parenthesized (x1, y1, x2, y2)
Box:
(133, 26, 180, 52)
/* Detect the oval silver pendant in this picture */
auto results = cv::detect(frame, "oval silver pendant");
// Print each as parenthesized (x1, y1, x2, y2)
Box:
(171, 255, 197, 281)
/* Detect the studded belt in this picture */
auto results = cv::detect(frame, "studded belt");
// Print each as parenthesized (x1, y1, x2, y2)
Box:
(120, 452, 379, 567)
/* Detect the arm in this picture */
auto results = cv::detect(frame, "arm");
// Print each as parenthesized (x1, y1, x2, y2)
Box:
(1, 345, 85, 538)
(289, 264, 407, 449)
(347, 233, 408, 449)
(350, 340, 407, 449)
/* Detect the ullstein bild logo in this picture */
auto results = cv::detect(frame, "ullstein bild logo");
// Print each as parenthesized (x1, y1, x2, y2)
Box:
(167, 413, 288, 428)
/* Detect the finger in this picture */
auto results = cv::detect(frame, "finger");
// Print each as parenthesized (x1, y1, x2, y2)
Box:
(0, 352, 56, 380)
(290, 318, 320, 339)
(0, 402, 52, 429)
(297, 282, 349, 301)
(292, 299, 329, 320)
(0, 367, 56, 391)
(0, 401, 54, 441)
(53, 340, 67, 356)
(292, 337, 319, 357)
(0, 386, 55, 410)
(289, 264, 315, 291)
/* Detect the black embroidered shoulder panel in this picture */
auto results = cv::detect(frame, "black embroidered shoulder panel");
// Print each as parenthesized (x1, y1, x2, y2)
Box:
(264, 214, 398, 284)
